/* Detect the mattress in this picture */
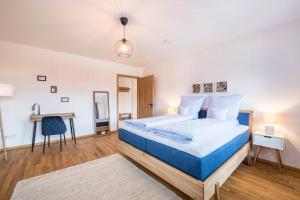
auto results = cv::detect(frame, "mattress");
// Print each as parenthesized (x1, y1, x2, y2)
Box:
(119, 128, 250, 181)
(121, 123, 248, 158)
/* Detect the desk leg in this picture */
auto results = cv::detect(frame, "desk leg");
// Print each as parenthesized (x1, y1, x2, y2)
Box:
(275, 149, 283, 173)
(71, 118, 76, 144)
(31, 121, 37, 152)
(69, 119, 74, 140)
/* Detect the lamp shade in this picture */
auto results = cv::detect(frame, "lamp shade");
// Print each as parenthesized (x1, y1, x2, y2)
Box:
(168, 107, 178, 115)
(262, 113, 277, 124)
(0, 84, 14, 97)
(115, 38, 133, 58)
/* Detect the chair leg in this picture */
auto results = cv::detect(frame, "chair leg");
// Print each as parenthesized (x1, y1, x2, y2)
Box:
(48, 135, 50, 147)
(43, 135, 46, 154)
(63, 134, 66, 146)
(60, 134, 62, 152)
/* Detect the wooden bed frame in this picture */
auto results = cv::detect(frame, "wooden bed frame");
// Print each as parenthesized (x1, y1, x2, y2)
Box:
(118, 110, 253, 200)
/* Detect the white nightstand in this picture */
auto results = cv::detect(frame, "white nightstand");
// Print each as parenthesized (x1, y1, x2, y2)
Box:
(253, 131, 284, 172)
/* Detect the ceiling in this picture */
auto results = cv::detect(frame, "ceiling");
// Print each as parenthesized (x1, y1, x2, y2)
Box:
(0, 0, 300, 67)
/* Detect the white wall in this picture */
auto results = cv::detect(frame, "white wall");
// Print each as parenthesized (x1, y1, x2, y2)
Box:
(143, 20, 300, 169)
(0, 41, 141, 148)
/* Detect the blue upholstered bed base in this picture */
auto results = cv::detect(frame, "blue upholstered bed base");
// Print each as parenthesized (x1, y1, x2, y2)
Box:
(119, 129, 249, 181)
(119, 110, 251, 181)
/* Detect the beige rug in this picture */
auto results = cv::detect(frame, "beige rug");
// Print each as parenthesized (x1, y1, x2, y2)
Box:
(11, 154, 181, 200)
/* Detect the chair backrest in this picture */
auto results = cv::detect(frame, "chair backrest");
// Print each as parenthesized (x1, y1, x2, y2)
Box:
(42, 116, 67, 135)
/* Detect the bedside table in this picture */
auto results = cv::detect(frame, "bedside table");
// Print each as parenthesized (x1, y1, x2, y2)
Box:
(253, 131, 284, 172)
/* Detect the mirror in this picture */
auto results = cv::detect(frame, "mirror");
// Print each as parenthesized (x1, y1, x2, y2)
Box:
(93, 91, 110, 136)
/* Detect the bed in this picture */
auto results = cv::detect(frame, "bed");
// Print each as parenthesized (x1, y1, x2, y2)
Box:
(118, 109, 253, 200)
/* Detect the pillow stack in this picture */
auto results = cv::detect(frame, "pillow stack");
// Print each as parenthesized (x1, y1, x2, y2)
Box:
(178, 96, 206, 119)
(206, 95, 242, 120)
(177, 94, 242, 121)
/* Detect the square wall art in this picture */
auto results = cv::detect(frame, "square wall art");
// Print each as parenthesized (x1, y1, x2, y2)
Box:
(216, 81, 227, 92)
(204, 83, 213, 93)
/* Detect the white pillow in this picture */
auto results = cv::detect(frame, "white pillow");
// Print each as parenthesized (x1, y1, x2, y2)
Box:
(179, 96, 206, 118)
(207, 108, 228, 120)
(178, 106, 190, 115)
(208, 95, 242, 120)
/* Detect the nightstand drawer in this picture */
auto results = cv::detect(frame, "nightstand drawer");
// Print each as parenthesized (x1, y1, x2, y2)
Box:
(253, 134, 284, 150)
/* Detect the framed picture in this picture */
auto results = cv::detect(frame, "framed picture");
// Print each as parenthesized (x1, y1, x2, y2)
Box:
(192, 84, 200, 93)
(61, 97, 69, 102)
(50, 86, 57, 93)
(216, 81, 227, 93)
(37, 75, 47, 81)
(204, 83, 213, 93)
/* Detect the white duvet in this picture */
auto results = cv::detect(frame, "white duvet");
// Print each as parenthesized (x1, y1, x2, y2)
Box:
(151, 118, 239, 140)
(124, 114, 193, 129)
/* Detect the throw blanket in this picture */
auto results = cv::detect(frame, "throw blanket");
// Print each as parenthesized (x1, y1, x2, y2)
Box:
(124, 114, 193, 130)
(151, 119, 239, 141)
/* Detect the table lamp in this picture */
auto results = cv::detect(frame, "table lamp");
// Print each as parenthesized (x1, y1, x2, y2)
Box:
(262, 113, 277, 135)
(168, 107, 178, 115)
(0, 83, 14, 161)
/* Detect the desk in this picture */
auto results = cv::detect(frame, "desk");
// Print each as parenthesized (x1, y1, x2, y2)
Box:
(30, 113, 76, 152)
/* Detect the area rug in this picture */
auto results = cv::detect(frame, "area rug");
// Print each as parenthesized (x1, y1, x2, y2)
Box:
(11, 154, 181, 200)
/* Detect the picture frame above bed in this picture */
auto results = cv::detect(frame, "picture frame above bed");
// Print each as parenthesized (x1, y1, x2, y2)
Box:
(216, 81, 227, 93)
(193, 84, 200, 93)
(204, 83, 214, 93)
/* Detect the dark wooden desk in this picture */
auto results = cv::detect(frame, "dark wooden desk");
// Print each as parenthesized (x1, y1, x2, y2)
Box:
(29, 113, 76, 152)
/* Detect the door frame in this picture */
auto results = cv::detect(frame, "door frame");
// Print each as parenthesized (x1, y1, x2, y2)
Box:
(117, 74, 140, 129)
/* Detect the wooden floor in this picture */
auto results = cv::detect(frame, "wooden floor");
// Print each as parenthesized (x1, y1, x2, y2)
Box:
(1, 133, 300, 200)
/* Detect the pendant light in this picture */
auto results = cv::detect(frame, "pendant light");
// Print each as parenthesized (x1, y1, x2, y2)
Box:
(115, 17, 133, 58)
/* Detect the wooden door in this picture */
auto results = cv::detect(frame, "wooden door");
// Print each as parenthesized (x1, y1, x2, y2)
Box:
(138, 75, 154, 118)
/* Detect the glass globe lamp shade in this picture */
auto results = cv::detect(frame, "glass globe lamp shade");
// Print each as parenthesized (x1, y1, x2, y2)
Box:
(115, 38, 133, 58)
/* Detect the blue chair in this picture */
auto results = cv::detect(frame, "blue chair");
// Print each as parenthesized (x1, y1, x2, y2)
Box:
(41, 116, 67, 154)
